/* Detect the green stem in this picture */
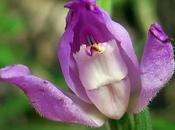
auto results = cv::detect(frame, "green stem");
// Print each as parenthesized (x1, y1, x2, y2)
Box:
(134, 107, 152, 130)
(106, 108, 152, 130)
(107, 119, 120, 130)
(107, 114, 130, 130)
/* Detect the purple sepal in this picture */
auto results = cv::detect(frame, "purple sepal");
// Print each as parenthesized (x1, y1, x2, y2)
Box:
(0, 64, 106, 127)
(133, 23, 174, 112)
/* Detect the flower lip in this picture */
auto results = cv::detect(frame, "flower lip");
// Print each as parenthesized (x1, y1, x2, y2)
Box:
(150, 23, 170, 43)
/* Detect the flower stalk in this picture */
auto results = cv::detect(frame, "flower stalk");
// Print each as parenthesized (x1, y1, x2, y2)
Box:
(134, 107, 152, 130)
(107, 107, 152, 130)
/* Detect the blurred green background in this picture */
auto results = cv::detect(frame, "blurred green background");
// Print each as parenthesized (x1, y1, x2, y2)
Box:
(0, 0, 175, 130)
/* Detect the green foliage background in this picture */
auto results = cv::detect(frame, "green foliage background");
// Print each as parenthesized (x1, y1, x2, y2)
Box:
(0, 0, 175, 130)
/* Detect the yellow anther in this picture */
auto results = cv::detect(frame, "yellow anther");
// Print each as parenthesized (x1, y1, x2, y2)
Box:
(91, 43, 104, 53)
(86, 43, 105, 56)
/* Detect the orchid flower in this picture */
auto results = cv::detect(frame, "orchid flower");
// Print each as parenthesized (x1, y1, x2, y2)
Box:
(0, 0, 174, 128)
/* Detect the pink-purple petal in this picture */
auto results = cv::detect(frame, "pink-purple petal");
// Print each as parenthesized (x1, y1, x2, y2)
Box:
(0, 64, 106, 127)
(107, 21, 142, 112)
(134, 23, 174, 113)
(109, 22, 139, 67)
(58, 26, 91, 103)
(94, 6, 141, 110)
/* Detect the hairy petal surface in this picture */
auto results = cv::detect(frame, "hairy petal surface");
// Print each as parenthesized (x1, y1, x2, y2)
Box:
(0, 64, 106, 127)
(134, 23, 174, 112)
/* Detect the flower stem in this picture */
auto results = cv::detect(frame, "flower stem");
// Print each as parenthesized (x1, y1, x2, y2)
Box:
(106, 107, 152, 130)
(107, 114, 130, 130)
(134, 107, 152, 130)
(107, 119, 120, 130)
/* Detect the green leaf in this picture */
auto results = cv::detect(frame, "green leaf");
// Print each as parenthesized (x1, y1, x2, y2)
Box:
(97, 0, 113, 15)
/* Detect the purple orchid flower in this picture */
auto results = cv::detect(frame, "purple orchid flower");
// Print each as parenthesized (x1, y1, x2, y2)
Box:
(0, 0, 174, 127)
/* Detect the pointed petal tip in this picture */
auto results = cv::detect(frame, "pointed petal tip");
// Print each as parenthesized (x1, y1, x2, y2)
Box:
(149, 23, 170, 43)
